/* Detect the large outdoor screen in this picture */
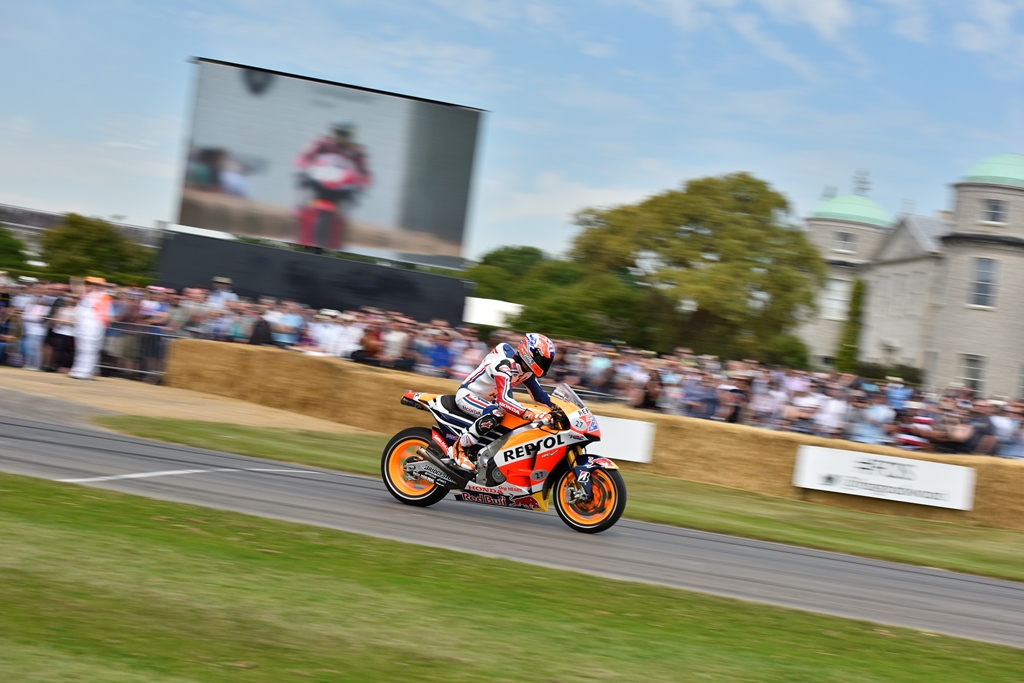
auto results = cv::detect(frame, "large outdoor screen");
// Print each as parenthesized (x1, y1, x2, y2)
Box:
(178, 59, 482, 264)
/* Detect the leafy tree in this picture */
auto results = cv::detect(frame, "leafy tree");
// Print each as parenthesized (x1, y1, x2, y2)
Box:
(41, 214, 155, 280)
(835, 279, 865, 373)
(762, 333, 810, 370)
(478, 246, 547, 278)
(0, 224, 28, 269)
(570, 172, 825, 357)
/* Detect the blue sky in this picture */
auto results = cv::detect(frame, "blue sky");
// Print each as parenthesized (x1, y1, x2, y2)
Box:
(1, 0, 1023, 258)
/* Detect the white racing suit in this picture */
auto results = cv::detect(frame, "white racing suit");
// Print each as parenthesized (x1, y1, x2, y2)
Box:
(451, 343, 553, 457)
(70, 290, 111, 380)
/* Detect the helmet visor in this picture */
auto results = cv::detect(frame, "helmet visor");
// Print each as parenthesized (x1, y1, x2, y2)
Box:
(532, 351, 553, 377)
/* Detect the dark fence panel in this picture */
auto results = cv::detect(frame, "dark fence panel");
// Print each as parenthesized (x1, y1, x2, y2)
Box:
(157, 232, 473, 322)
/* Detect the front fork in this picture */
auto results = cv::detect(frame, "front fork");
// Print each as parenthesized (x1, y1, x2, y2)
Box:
(567, 448, 619, 502)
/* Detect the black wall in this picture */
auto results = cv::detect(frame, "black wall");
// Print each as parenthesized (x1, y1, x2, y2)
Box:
(157, 232, 473, 323)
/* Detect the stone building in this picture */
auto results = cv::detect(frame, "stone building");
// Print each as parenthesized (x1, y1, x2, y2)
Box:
(799, 153, 1024, 397)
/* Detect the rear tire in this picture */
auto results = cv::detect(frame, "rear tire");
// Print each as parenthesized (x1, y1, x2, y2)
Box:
(381, 427, 449, 507)
(552, 467, 626, 533)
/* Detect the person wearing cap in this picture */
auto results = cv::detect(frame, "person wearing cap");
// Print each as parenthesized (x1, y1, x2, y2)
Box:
(207, 277, 239, 309)
(884, 377, 913, 410)
(69, 277, 112, 380)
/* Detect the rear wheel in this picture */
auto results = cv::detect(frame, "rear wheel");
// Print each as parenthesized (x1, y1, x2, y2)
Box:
(552, 467, 626, 533)
(381, 427, 449, 507)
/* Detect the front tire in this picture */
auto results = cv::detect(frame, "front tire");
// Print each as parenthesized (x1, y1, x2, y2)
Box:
(553, 467, 626, 533)
(381, 427, 449, 507)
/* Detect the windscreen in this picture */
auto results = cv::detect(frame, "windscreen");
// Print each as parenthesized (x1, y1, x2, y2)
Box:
(552, 384, 587, 410)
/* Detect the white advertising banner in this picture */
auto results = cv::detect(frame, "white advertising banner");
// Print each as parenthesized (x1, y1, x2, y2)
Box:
(793, 445, 976, 510)
(591, 415, 655, 463)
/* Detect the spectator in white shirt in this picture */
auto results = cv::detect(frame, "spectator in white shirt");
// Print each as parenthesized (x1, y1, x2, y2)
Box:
(22, 297, 51, 371)
(336, 312, 365, 359)
(814, 385, 849, 438)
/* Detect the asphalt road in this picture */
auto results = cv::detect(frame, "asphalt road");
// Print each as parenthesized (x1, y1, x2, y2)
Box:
(2, 393, 1023, 649)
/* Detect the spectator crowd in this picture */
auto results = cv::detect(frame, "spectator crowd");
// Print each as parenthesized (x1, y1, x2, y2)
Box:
(1, 272, 1021, 458)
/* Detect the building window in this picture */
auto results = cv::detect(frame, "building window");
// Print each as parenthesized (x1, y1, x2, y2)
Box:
(960, 355, 985, 395)
(822, 278, 852, 321)
(969, 258, 998, 307)
(981, 199, 1007, 223)
(833, 232, 856, 252)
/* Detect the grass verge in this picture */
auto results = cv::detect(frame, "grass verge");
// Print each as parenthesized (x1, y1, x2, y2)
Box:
(2, 470, 1023, 682)
(94, 415, 1024, 583)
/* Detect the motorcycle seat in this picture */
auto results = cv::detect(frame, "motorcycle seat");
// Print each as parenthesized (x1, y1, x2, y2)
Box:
(439, 394, 476, 420)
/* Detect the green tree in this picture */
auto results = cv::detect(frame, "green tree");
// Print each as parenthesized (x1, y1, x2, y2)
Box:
(0, 224, 28, 269)
(477, 246, 547, 277)
(41, 214, 155, 280)
(834, 279, 865, 373)
(463, 245, 654, 343)
(570, 172, 825, 357)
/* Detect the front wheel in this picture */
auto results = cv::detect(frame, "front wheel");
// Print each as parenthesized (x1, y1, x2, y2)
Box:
(381, 427, 449, 507)
(552, 467, 626, 534)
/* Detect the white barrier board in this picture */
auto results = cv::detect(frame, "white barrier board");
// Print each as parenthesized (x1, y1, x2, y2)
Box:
(793, 445, 976, 510)
(591, 415, 654, 463)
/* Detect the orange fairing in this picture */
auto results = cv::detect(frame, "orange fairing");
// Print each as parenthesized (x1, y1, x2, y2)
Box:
(494, 422, 573, 489)
(403, 391, 440, 406)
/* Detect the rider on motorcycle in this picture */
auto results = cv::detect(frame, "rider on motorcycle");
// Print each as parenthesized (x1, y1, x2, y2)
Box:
(295, 118, 372, 189)
(448, 333, 557, 471)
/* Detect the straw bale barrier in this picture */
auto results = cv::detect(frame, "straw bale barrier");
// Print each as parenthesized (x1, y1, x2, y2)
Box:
(165, 339, 1024, 531)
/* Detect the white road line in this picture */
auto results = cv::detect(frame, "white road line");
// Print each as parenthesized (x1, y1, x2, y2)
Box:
(59, 468, 307, 484)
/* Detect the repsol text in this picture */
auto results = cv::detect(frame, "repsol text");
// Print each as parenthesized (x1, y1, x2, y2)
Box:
(502, 434, 566, 462)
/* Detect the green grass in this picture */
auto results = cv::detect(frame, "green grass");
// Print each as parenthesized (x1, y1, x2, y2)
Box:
(94, 416, 1024, 582)
(2, 471, 1022, 682)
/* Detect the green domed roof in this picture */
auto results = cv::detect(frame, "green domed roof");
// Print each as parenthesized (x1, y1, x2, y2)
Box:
(811, 194, 890, 227)
(963, 154, 1024, 188)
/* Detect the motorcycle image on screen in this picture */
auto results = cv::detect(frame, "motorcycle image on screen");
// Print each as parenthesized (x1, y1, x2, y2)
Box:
(296, 153, 366, 251)
(381, 384, 626, 533)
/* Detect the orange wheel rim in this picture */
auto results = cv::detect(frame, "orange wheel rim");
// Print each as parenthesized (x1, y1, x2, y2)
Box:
(387, 438, 437, 497)
(559, 470, 616, 526)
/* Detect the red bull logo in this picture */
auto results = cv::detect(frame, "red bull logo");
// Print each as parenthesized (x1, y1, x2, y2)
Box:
(510, 495, 542, 510)
(460, 492, 508, 506)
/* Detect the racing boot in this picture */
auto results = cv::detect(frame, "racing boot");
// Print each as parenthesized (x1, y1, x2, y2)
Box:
(448, 439, 475, 472)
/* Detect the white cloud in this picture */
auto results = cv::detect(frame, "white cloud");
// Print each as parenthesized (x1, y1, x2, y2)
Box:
(952, 0, 1024, 67)
(879, 0, 930, 43)
(192, 2, 497, 94)
(614, 0, 841, 78)
(429, 0, 559, 29)
(754, 0, 852, 42)
(582, 42, 616, 57)
(727, 11, 819, 80)
(611, 0, 716, 31)
(430, 0, 517, 29)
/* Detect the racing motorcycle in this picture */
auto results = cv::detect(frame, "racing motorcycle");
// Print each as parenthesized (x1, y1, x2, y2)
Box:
(381, 384, 626, 533)
(296, 153, 366, 251)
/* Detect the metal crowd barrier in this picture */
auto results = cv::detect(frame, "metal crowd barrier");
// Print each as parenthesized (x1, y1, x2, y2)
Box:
(100, 322, 183, 381)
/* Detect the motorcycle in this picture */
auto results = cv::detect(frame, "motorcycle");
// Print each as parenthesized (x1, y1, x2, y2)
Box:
(296, 153, 366, 251)
(381, 383, 626, 533)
